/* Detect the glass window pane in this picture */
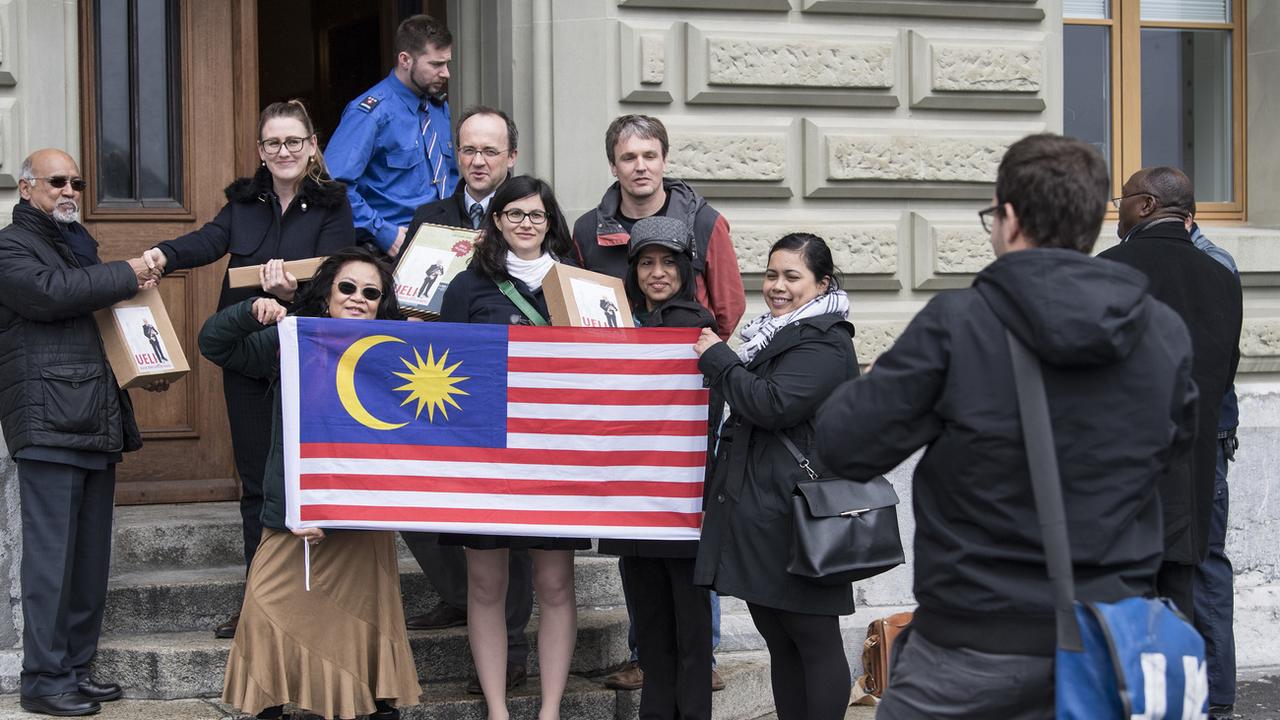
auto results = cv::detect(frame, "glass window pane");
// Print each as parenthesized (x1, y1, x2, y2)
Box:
(1064, 0, 1109, 19)
(96, 0, 133, 202)
(135, 0, 174, 200)
(1064, 25, 1112, 177)
(1141, 0, 1229, 23)
(1140, 28, 1233, 202)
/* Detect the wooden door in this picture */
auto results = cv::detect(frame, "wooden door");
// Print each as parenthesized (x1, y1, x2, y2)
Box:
(80, 0, 261, 504)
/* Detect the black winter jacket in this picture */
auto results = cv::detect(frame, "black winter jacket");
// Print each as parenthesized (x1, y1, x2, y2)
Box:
(816, 248, 1197, 655)
(197, 299, 288, 529)
(441, 267, 553, 326)
(406, 183, 474, 238)
(0, 201, 142, 455)
(1099, 220, 1242, 564)
(156, 167, 354, 310)
(694, 313, 858, 616)
(599, 299, 717, 559)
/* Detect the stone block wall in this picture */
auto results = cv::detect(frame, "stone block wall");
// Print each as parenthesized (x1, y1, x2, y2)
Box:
(529, 0, 1280, 669)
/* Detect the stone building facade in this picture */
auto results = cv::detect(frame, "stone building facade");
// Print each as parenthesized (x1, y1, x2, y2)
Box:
(0, 0, 1278, 691)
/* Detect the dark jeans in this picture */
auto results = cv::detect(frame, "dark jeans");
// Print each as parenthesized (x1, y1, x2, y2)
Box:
(17, 460, 115, 697)
(623, 556, 712, 720)
(876, 627, 1053, 720)
(223, 368, 272, 571)
(401, 532, 533, 666)
(747, 602, 849, 720)
(1194, 438, 1236, 706)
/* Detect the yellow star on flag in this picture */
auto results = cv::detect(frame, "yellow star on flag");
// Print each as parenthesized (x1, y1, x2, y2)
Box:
(392, 346, 470, 422)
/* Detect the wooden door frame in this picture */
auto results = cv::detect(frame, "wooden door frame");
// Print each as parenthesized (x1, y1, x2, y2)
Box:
(79, 0, 262, 504)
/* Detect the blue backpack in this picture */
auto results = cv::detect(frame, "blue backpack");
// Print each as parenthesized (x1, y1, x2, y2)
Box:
(1006, 331, 1208, 720)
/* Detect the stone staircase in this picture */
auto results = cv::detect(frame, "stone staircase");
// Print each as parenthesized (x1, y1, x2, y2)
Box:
(85, 502, 786, 719)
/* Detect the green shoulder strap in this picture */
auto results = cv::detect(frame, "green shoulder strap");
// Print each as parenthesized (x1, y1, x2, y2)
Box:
(496, 280, 550, 326)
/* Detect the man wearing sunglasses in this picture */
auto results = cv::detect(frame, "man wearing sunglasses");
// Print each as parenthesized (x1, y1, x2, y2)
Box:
(0, 149, 164, 717)
(1099, 168, 1242, 633)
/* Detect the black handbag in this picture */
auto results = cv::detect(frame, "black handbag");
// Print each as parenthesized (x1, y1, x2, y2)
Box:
(776, 431, 905, 585)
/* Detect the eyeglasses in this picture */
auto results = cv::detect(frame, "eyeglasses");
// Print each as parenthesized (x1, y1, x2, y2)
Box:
(459, 147, 509, 159)
(978, 204, 1003, 232)
(336, 281, 383, 302)
(259, 137, 308, 155)
(501, 209, 548, 225)
(32, 176, 87, 192)
(1110, 192, 1156, 209)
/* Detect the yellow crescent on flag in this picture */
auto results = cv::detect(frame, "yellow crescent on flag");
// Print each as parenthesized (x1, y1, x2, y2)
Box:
(336, 334, 408, 431)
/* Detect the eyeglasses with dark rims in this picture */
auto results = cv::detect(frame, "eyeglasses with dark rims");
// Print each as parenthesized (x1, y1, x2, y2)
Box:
(259, 137, 308, 155)
(501, 209, 548, 225)
(978, 204, 1004, 232)
(335, 281, 382, 302)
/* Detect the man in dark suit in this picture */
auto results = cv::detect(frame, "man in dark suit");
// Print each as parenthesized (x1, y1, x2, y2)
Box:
(406, 105, 517, 236)
(1099, 166, 1243, 622)
(400, 106, 535, 694)
(0, 149, 164, 716)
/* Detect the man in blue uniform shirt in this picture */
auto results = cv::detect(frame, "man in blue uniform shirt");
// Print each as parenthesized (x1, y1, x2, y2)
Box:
(325, 14, 459, 255)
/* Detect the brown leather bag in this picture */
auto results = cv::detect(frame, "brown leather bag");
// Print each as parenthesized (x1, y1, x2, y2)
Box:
(859, 611, 914, 698)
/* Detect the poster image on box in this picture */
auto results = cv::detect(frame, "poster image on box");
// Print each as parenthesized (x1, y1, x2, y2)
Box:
(393, 223, 478, 317)
(113, 305, 174, 372)
(570, 277, 624, 328)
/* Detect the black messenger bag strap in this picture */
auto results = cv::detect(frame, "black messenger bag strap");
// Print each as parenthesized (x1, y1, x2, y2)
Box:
(1005, 329, 1084, 652)
(773, 429, 819, 481)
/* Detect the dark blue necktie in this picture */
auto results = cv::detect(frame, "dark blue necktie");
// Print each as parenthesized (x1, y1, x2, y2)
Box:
(469, 202, 484, 229)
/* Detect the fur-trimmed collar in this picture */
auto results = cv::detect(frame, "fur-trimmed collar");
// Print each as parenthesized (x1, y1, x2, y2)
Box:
(223, 165, 347, 208)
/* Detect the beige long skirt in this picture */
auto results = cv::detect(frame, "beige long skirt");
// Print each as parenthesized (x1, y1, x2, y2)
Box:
(222, 528, 423, 719)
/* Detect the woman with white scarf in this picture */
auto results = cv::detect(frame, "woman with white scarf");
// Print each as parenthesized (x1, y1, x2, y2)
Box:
(691, 233, 859, 720)
(439, 175, 587, 720)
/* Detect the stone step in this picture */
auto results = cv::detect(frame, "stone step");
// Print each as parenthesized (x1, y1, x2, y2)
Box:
(111, 502, 616, 574)
(90, 608, 631, 699)
(0, 653, 777, 719)
(111, 502, 246, 573)
(103, 554, 625, 635)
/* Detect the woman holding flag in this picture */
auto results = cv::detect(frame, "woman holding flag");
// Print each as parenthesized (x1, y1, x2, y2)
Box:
(691, 234, 859, 720)
(598, 215, 718, 720)
(439, 175, 586, 720)
(200, 247, 421, 720)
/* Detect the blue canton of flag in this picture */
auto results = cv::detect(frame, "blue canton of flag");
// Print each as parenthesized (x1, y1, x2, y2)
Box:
(293, 317, 508, 449)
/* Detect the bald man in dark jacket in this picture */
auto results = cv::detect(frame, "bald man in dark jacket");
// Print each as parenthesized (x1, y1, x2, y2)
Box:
(1100, 166, 1242, 621)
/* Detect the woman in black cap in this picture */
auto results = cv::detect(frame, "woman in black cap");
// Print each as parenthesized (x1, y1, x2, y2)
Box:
(598, 215, 718, 720)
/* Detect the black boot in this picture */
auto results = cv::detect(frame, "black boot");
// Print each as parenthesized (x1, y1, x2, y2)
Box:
(370, 700, 400, 719)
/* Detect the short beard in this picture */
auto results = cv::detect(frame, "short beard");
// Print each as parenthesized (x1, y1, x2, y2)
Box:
(51, 204, 79, 224)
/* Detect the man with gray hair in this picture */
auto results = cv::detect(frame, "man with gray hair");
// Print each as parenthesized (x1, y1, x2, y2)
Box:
(0, 149, 161, 716)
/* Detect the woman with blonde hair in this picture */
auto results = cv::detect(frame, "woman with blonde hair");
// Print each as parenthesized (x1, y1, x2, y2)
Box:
(140, 100, 354, 638)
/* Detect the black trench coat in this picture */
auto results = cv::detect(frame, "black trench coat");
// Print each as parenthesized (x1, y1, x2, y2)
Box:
(693, 313, 858, 616)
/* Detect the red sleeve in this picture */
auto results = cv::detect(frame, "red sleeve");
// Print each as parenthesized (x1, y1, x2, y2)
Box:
(700, 214, 746, 341)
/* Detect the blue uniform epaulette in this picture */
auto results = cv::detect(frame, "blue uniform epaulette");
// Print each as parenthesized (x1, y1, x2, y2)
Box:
(357, 95, 380, 113)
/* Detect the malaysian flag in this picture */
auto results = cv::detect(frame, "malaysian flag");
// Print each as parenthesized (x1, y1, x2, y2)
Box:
(278, 317, 709, 540)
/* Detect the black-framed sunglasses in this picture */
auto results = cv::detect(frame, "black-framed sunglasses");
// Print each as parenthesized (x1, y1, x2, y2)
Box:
(259, 137, 308, 155)
(33, 176, 87, 192)
(336, 280, 382, 302)
(501, 209, 548, 225)
(1109, 192, 1157, 209)
(978, 204, 1004, 232)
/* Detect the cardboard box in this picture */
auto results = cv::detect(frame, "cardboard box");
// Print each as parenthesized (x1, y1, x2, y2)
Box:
(94, 288, 190, 389)
(392, 222, 480, 319)
(227, 256, 327, 289)
(543, 264, 635, 328)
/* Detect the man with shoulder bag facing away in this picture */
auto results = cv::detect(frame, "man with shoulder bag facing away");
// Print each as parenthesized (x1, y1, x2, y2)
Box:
(815, 134, 1198, 719)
